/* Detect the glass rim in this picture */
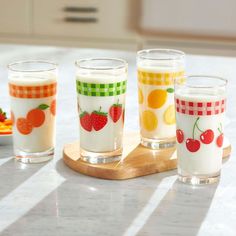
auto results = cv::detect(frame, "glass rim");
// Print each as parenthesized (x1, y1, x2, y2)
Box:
(75, 58, 128, 70)
(175, 75, 228, 89)
(7, 60, 58, 73)
(137, 48, 185, 61)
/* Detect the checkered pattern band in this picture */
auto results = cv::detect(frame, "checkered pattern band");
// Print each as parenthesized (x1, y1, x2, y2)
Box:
(175, 98, 226, 116)
(9, 82, 57, 98)
(76, 80, 127, 96)
(138, 70, 184, 86)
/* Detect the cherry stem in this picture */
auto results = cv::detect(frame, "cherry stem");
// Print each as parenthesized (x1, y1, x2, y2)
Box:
(99, 106, 101, 112)
(195, 122, 204, 133)
(192, 117, 200, 139)
(218, 123, 223, 134)
(117, 99, 119, 105)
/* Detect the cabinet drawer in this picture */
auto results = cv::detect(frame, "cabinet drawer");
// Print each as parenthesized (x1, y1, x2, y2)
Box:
(0, 0, 30, 34)
(33, 0, 135, 40)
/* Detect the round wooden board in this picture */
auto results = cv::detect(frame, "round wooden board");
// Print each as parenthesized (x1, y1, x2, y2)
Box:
(63, 132, 232, 180)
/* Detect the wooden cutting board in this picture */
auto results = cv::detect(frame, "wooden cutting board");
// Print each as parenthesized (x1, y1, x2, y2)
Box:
(63, 132, 232, 180)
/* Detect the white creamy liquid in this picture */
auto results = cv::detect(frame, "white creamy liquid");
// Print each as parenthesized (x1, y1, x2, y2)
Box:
(77, 73, 126, 152)
(138, 65, 184, 139)
(175, 89, 225, 175)
(10, 74, 57, 153)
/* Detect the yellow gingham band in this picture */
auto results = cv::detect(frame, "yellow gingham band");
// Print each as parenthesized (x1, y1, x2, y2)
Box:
(138, 70, 185, 86)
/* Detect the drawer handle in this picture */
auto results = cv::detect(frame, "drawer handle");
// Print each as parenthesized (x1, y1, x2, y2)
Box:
(64, 17, 97, 23)
(63, 7, 97, 13)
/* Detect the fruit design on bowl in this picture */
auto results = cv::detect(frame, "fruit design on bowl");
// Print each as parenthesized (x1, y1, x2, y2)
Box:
(0, 108, 13, 135)
(176, 117, 223, 153)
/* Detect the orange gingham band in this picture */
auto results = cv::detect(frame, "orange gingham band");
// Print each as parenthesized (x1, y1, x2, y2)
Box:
(175, 98, 226, 116)
(9, 82, 57, 98)
(138, 70, 185, 86)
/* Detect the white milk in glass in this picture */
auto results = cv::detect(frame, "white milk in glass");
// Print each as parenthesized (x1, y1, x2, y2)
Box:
(9, 73, 57, 154)
(175, 89, 226, 176)
(77, 73, 126, 153)
(137, 49, 185, 149)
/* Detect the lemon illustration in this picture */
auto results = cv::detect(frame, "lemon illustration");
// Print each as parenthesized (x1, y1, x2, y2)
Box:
(142, 110, 158, 131)
(138, 87, 144, 104)
(147, 89, 167, 109)
(164, 105, 175, 125)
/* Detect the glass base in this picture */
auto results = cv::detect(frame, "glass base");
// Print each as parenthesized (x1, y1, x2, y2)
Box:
(141, 136, 176, 149)
(178, 170, 220, 185)
(15, 148, 54, 164)
(80, 148, 122, 164)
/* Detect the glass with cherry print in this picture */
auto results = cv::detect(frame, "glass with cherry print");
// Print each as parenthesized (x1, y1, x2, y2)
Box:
(175, 75, 227, 185)
(75, 58, 127, 164)
(8, 61, 58, 163)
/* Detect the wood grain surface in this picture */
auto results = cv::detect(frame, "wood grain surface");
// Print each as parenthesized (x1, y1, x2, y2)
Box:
(63, 132, 232, 180)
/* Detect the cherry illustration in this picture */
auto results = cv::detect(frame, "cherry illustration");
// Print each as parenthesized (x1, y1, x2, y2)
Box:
(186, 138, 201, 152)
(216, 123, 224, 147)
(200, 129, 214, 144)
(216, 134, 224, 147)
(185, 117, 201, 152)
(176, 129, 184, 143)
(195, 118, 214, 145)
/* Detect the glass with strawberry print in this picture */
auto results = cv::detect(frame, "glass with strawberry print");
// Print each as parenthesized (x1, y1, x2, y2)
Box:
(8, 61, 58, 163)
(137, 49, 185, 149)
(175, 75, 227, 185)
(76, 58, 127, 164)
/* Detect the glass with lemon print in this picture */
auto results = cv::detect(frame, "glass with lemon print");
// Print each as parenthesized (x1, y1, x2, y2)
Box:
(137, 49, 185, 149)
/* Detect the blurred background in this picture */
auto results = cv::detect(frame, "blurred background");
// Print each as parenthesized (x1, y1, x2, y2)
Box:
(0, 0, 236, 56)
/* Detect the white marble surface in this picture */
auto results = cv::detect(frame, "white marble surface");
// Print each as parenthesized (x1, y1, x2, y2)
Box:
(0, 44, 236, 236)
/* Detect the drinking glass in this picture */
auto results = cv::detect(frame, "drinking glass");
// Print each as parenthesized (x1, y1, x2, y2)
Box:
(75, 58, 128, 164)
(175, 75, 227, 184)
(137, 49, 185, 149)
(8, 61, 58, 163)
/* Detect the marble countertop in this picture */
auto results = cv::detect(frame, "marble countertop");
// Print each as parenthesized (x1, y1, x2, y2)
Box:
(0, 44, 235, 236)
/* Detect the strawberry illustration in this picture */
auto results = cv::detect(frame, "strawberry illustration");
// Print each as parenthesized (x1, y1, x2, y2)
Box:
(91, 107, 108, 131)
(80, 112, 92, 132)
(0, 108, 6, 122)
(109, 100, 122, 123)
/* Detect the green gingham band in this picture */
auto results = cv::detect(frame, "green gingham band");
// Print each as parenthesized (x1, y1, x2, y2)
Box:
(76, 80, 127, 97)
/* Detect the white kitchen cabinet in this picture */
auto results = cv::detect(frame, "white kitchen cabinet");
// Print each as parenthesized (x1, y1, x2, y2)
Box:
(140, 0, 236, 38)
(33, 0, 136, 40)
(0, 0, 31, 34)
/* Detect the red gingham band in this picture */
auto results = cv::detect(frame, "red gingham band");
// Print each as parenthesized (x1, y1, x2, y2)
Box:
(175, 98, 226, 116)
(9, 82, 57, 98)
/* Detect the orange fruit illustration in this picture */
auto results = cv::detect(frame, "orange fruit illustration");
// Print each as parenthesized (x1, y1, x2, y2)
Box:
(27, 109, 45, 128)
(17, 118, 33, 135)
(50, 99, 56, 116)
(147, 89, 167, 109)
(138, 87, 144, 104)
(164, 105, 175, 125)
(142, 110, 158, 131)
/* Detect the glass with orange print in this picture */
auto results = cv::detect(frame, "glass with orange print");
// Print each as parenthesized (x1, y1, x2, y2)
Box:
(8, 61, 58, 163)
(137, 49, 185, 149)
